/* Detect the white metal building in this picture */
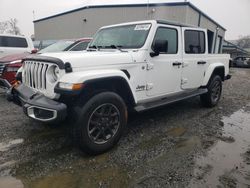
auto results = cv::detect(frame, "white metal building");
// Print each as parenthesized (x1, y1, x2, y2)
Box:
(34, 2, 226, 53)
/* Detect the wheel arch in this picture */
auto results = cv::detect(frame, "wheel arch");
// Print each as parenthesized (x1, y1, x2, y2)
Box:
(82, 76, 136, 109)
(202, 64, 225, 86)
(58, 69, 137, 106)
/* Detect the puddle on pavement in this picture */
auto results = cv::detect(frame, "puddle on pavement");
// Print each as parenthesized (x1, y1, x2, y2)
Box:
(0, 139, 24, 152)
(0, 176, 24, 188)
(176, 136, 201, 151)
(129, 135, 202, 187)
(189, 107, 250, 187)
(138, 136, 165, 150)
(167, 127, 187, 137)
(0, 139, 24, 188)
(138, 127, 187, 150)
(23, 165, 128, 188)
(3, 153, 129, 188)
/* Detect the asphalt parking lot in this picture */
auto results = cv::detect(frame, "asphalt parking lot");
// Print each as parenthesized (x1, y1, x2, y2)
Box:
(0, 68, 250, 188)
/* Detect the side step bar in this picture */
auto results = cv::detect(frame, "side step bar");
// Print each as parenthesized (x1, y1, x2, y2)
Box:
(134, 88, 208, 112)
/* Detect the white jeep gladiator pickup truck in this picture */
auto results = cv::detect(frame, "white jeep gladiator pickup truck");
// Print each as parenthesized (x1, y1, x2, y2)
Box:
(8, 20, 231, 154)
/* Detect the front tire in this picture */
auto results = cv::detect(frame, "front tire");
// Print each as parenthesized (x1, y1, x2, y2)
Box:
(72, 92, 127, 155)
(200, 75, 222, 107)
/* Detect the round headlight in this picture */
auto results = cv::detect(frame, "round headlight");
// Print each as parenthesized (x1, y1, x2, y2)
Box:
(47, 65, 60, 83)
(54, 66, 60, 79)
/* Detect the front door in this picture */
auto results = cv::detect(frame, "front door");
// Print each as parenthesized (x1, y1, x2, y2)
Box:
(146, 25, 182, 97)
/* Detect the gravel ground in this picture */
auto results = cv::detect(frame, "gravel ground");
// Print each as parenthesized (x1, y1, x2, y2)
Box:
(0, 68, 250, 188)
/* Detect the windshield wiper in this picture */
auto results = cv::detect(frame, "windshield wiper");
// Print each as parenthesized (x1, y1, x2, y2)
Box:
(106, 45, 127, 52)
(88, 45, 127, 52)
(88, 45, 100, 51)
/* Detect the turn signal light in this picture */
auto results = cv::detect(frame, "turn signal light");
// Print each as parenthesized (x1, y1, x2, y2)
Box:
(72, 83, 84, 90)
(58, 82, 84, 90)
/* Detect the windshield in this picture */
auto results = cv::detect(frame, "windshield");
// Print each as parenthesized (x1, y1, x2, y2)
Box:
(41, 40, 58, 49)
(39, 40, 74, 53)
(65, 41, 90, 51)
(89, 24, 151, 49)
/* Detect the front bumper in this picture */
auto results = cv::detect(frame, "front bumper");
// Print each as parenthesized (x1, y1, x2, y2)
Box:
(7, 84, 67, 123)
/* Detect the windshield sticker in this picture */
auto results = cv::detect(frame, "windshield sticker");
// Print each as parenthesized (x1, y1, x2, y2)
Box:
(134, 24, 151, 31)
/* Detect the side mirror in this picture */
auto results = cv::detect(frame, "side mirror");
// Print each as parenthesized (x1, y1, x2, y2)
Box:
(31, 48, 38, 54)
(150, 40, 168, 57)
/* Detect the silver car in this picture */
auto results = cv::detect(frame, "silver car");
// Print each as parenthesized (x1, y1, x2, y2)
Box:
(233, 56, 250, 68)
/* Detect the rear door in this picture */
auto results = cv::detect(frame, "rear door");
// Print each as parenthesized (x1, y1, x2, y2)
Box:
(146, 25, 182, 97)
(181, 28, 208, 89)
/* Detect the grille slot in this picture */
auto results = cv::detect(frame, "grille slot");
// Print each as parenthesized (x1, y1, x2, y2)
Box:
(0, 63, 5, 76)
(23, 61, 56, 91)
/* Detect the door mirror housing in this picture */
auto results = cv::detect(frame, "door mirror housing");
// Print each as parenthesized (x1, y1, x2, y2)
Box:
(31, 48, 38, 54)
(150, 40, 168, 57)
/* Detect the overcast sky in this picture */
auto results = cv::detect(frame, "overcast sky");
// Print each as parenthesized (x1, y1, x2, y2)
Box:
(0, 0, 249, 40)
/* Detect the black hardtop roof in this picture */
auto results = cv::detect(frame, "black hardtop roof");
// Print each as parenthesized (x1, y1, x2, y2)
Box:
(156, 20, 195, 28)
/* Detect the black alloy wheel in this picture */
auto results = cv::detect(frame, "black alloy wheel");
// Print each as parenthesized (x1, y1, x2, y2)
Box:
(200, 75, 222, 107)
(72, 92, 127, 155)
(87, 103, 120, 145)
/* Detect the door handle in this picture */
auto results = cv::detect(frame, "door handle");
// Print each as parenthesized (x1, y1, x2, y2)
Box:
(172, 62, 182, 66)
(197, 61, 206, 65)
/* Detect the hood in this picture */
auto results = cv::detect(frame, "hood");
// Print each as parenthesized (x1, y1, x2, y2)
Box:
(39, 50, 133, 68)
(0, 52, 31, 63)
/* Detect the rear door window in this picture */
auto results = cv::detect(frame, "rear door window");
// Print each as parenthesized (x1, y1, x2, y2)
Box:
(0, 36, 28, 48)
(184, 30, 205, 54)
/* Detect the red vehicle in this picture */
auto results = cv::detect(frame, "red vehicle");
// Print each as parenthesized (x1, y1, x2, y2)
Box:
(0, 38, 92, 89)
(0, 53, 27, 88)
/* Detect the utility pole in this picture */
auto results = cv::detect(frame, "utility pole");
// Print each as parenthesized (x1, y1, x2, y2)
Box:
(33, 10, 35, 20)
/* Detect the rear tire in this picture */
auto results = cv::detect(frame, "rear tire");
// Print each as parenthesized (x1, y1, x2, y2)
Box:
(72, 92, 127, 155)
(200, 75, 222, 107)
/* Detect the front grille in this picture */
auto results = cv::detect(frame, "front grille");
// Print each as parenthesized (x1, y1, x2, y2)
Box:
(0, 63, 5, 76)
(23, 61, 56, 91)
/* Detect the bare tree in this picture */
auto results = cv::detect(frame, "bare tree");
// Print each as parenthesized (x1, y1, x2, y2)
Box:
(0, 21, 8, 34)
(7, 18, 21, 35)
(236, 35, 250, 49)
(0, 18, 21, 35)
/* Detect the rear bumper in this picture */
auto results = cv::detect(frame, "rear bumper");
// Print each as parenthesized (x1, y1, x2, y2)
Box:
(7, 84, 67, 123)
(0, 78, 11, 89)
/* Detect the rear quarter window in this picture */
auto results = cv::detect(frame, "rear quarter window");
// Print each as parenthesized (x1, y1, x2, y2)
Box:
(0, 36, 28, 48)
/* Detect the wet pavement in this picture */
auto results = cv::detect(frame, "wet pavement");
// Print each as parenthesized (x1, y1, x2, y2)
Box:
(0, 68, 250, 188)
(189, 107, 250, 188)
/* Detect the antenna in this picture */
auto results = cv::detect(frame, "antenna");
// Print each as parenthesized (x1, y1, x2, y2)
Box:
(147, 0, 149, 19)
